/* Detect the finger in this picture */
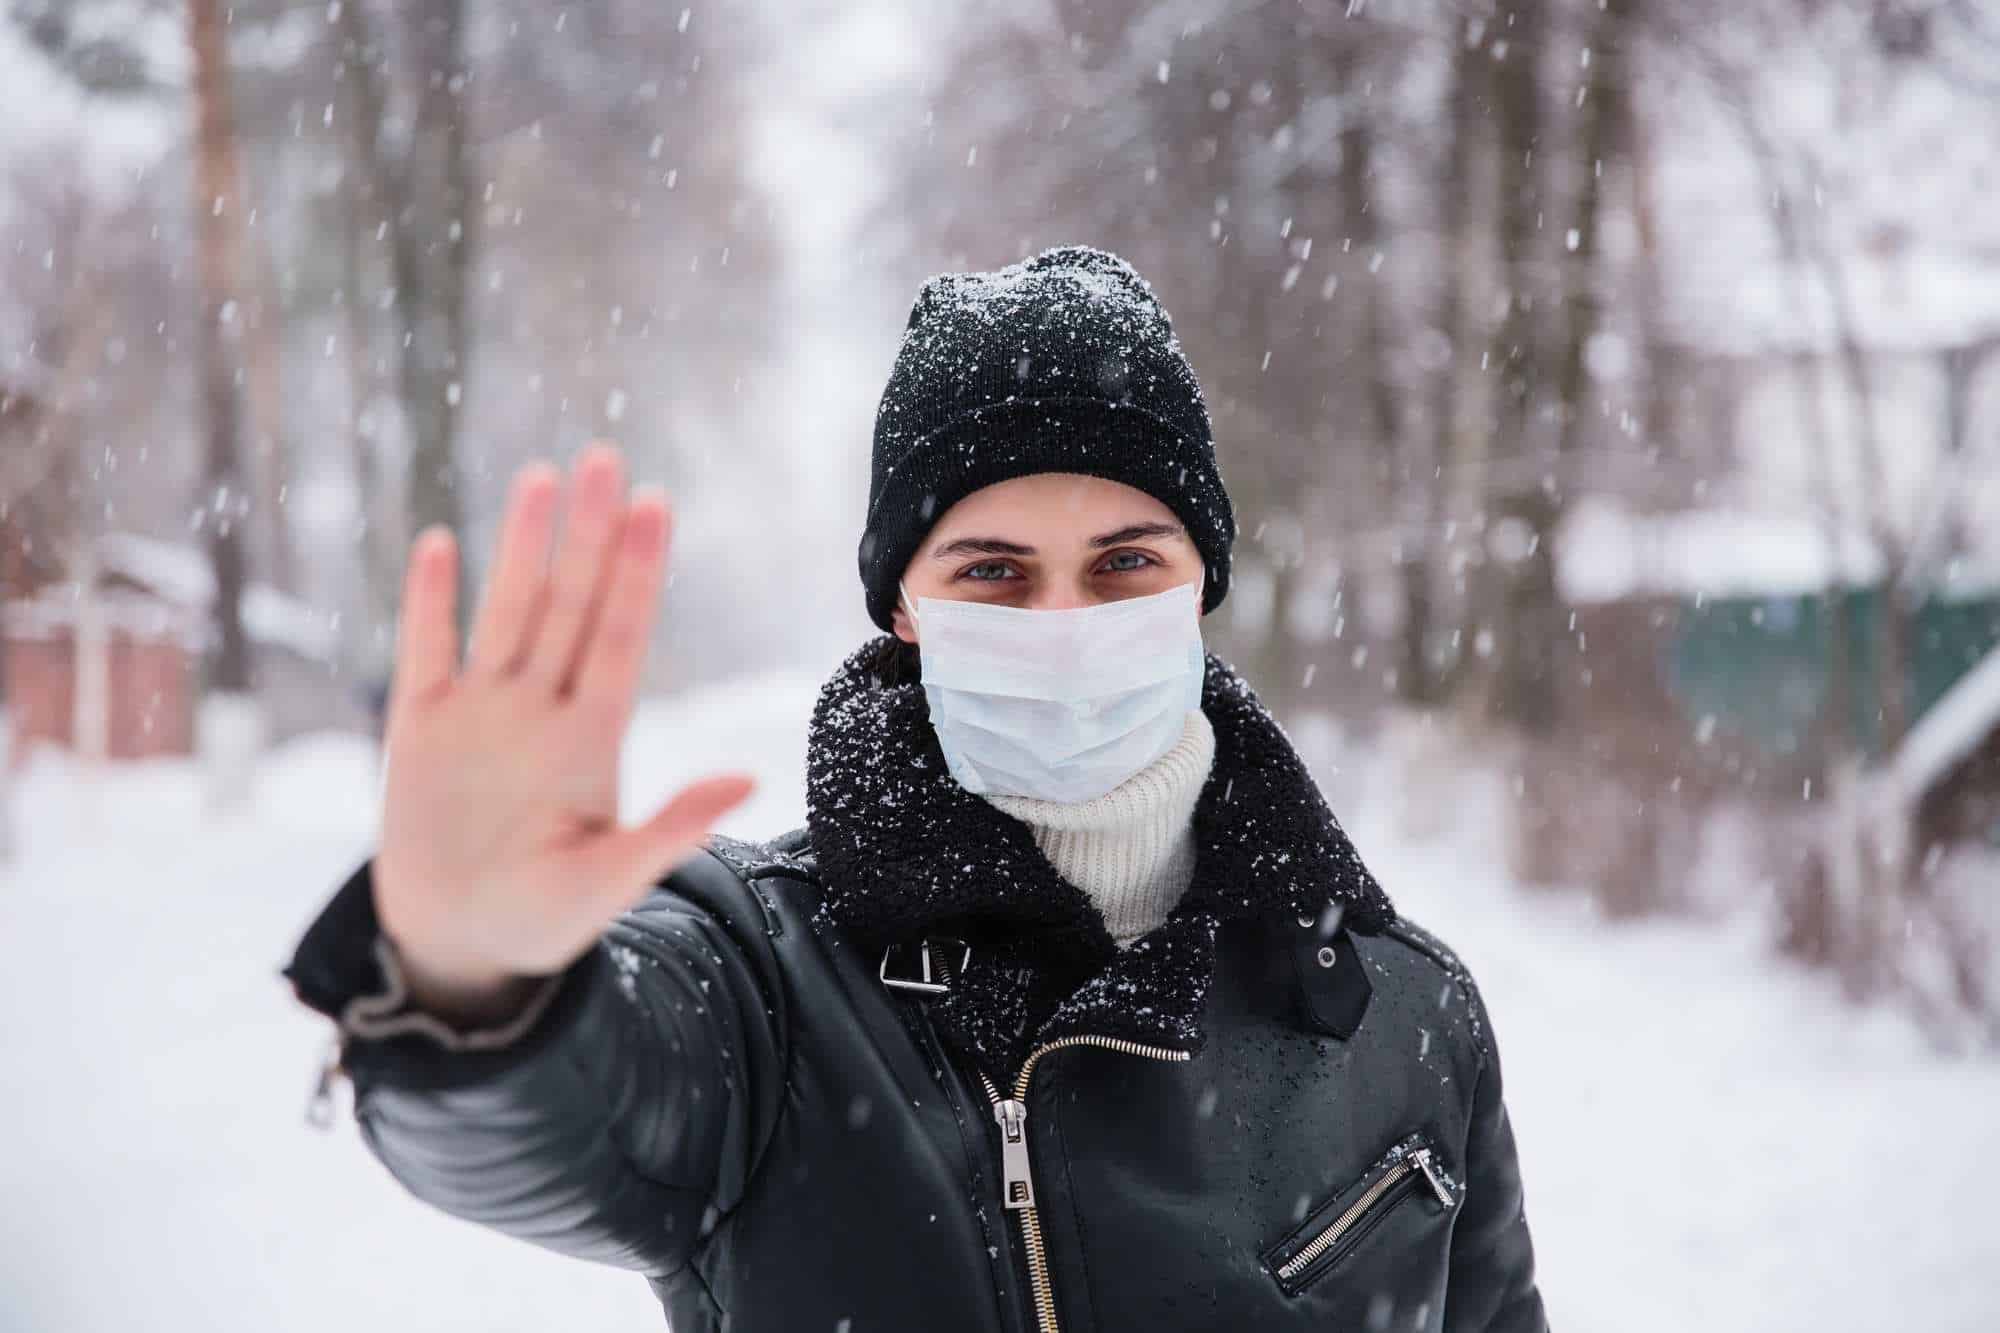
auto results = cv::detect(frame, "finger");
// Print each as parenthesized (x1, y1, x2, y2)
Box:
(570, 487, 673, 718)
(554, 502, 629, 697)
(388, 526, 459, 719)
(466, 462, 561, 676)
(583, 774, 758, 909)
(523, 444, 627, 692)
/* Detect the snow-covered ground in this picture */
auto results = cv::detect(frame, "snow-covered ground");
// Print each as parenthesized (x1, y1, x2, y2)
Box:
(3, 667, 1996, 1332)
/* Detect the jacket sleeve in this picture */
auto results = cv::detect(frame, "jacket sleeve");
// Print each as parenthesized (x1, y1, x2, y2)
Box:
(1444, 988, 1549, 1333)
(280, 848, 791, 1278)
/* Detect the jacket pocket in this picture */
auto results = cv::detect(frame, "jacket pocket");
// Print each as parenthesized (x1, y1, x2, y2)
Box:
(1259, 1130, 1461, 1297)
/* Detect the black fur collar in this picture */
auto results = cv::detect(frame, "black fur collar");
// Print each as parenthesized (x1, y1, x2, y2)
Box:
(803, 635, 1393, 1087)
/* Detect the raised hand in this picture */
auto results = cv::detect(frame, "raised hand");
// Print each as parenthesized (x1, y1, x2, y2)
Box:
(372, 444, 756, 1024)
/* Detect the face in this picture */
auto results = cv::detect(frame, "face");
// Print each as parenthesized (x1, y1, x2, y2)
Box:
(891, 472, 1205, 645)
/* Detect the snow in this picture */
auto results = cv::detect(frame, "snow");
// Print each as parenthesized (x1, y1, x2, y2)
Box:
(1703, 246, 2000, 358)
(3, 667, 1997, 1331)
(0, 15, 173, 197)
(195, 691, 271, 812)
(892, 246, 1179, 371)
(1376, 800, 2000, 1332)
(1558, 494, 2000, 603)
(1559, 497, 1880, 602)
(93, 531, 342, 660)
(1651, 32, 2000, 359)
(1892, 643, 2000, 800)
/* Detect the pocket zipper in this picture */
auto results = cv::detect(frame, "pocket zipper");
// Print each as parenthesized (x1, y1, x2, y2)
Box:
(1270, 1137, 1456, 1288)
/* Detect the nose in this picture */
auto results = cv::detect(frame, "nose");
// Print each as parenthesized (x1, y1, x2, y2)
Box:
(1025, 581, 1096, 612)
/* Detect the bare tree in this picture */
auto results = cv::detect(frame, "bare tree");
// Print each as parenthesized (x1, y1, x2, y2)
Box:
(330, 0, 407, 682)
(188, 0, 255, 699)
(0, 392, 61, 864)
(1433, 12, 1497, 710)
(1483, 0, 1562, 733)
(388, 2, 474, 632)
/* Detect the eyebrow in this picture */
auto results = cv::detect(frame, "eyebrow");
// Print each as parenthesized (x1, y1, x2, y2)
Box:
(929, 522, 1186, 561)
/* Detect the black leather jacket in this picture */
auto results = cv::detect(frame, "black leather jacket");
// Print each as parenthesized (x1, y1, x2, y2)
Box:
(284, 825, 1545, 1332)
(283, 643, 1545, 1332)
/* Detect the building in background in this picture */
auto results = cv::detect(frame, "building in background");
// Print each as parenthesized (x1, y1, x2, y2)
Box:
(1, 532, 352, 764)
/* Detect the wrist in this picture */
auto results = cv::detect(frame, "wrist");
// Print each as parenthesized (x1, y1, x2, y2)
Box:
(384, 933, 542, 1029)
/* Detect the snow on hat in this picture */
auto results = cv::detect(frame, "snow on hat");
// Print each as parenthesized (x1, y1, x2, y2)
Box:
(858, 243, 1236, 632)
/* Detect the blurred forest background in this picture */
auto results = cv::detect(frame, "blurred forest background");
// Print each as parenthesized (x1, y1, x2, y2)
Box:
(4, 0, 1999, 1043)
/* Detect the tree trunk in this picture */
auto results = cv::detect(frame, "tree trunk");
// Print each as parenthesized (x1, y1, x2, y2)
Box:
(1487, 0, 1558, 733)
(390, 1, 473, 634)
(1820, 274, 1908, 757)
(243, 223, 297, 596)
(1265, 558, 1316, 720)
(1335, 36, 1429, 705)
(1433, 17, 1490, 709)
(1627, 70, 1677, 466)
(334, 0, 402, 685)
(188, 0, 254, 696)
(0, 525, 12, 863)
(1553, 0, 1625, 463)
(189, 0, 269, 813)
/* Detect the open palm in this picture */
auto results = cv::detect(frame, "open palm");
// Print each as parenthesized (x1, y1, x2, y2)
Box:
(373, 444, 755, 1017)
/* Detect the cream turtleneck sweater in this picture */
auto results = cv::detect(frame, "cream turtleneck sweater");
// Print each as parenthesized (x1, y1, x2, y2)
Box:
(981, 708, 1216, 949)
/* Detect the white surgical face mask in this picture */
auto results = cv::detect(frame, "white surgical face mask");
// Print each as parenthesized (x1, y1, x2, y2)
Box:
(899, 574, 1206, 804)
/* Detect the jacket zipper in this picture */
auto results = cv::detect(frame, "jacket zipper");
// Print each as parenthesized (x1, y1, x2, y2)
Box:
(305, 1034, 343, 1130)
(974, 1034, 1193, 1333)
(1273, 1144, 1453, 1284)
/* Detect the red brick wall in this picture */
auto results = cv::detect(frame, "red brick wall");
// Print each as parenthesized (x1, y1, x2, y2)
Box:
(5, 635, 75, 755)
(110, 634, 195, 757)
(3, 628, 195, 760)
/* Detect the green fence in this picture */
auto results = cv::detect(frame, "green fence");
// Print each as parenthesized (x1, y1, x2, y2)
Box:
(1666, 589, 2000, 760)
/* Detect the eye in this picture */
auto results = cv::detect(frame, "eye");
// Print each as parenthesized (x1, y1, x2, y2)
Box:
(959, 560, 1019, 582)
(1099, 549, 1156, 574)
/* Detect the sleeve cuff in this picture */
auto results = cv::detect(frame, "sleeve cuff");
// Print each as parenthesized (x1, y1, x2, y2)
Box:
(283, 858, 566, 1057)
(339, 933, 566, 1053)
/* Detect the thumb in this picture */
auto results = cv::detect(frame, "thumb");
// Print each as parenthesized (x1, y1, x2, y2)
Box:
(584, 773, 759, 913)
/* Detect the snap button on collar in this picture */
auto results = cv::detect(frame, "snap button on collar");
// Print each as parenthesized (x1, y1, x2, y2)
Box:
(879, 936, 972, 995)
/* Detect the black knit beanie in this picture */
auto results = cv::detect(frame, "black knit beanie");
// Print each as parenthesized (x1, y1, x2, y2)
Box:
(858, 243, 1236, 632)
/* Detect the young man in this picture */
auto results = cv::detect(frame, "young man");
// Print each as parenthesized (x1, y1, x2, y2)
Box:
(284, 244, 1547, 1332)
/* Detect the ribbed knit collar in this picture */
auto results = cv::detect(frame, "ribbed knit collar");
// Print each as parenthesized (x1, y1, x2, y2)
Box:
(982, 709, 1215, 948)
(803, 634, 1393, 1087)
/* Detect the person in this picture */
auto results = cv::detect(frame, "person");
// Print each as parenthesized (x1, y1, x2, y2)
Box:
(283, 244, 1547, 1332)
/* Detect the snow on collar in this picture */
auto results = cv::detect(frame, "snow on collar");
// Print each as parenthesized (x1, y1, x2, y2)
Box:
(802, 634, 1393, 1084)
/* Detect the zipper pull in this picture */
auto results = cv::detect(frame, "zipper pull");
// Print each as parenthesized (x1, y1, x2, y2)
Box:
(305, 1035, 344, 1131)
(994, 1098, 1035, 1209)
(1410, 1147, 1454, 1208)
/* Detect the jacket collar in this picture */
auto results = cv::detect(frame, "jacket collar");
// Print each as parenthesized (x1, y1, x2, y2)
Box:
(803, 635, 1394, 1087)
